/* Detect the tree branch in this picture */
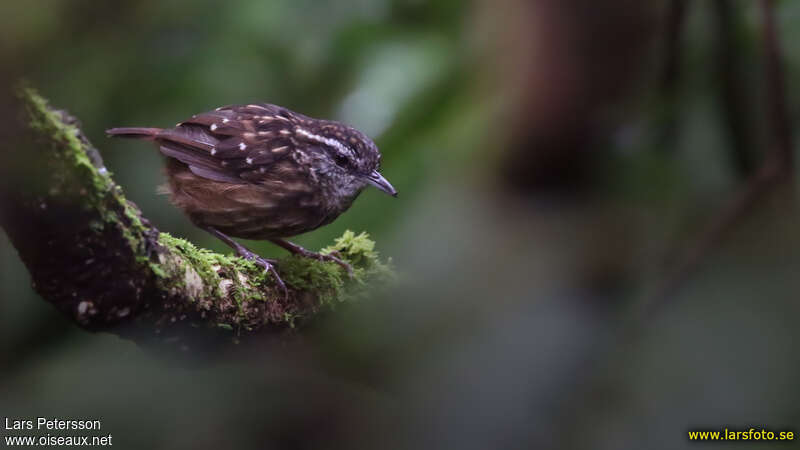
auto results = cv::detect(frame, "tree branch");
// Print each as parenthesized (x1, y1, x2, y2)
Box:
(0, 87, 393, 350)
(649, 0, 794, 311)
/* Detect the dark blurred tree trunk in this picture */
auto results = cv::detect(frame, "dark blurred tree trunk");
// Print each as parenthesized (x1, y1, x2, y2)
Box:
(486, 0, 658, 196)
(712, 0, 758, 177)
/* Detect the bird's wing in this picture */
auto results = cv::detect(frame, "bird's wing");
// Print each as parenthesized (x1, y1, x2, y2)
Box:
(153, 105, 300, 185)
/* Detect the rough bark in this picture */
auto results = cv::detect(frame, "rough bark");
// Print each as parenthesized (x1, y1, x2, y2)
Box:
(0, 87, 393, 351)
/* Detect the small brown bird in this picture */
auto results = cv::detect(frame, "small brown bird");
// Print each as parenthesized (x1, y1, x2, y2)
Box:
(107, 103, 396, 293)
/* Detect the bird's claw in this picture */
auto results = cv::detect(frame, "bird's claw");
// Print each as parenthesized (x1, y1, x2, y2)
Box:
(324, 252, 354, 278)
(237, 249, 288, 299)
(299, 249, 354, 278)
(258, 258, 289, 299)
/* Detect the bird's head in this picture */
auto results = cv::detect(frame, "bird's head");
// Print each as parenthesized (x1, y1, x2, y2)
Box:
(293, 121, 397, 198)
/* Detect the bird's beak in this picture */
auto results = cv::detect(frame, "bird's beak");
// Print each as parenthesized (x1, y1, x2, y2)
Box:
(366, 170, 398, 197)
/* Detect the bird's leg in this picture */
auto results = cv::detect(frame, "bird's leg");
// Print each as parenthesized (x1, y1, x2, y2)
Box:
(269, 238, 354, 278)
(204, 227, 288, 297)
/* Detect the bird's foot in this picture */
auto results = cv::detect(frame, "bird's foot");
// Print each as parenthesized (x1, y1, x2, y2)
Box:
(271, 239, 354, 278)
(306, 249, 354, 278)
(235, 248, 288, 299)
(203, 227, 289, 298)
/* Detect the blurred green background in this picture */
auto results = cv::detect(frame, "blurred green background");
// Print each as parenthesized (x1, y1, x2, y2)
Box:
(1, 0, 799, 449)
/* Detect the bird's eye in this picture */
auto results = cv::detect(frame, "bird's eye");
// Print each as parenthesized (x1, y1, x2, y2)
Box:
(333, 152, 349, 167)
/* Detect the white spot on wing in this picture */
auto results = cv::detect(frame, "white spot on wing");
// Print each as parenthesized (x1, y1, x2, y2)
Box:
(238, 142, 247, 150)
(246, 157, 254, 165)
(210, 124, 218, 131)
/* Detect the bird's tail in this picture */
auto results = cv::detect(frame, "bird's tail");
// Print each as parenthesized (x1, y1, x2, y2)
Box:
(106, 127, 162, 140)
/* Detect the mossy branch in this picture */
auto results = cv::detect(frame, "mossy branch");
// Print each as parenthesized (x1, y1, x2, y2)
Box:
(0, 87, 393, 349)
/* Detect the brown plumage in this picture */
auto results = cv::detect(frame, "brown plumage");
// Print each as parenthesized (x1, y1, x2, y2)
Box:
(107, 103, 397, 294)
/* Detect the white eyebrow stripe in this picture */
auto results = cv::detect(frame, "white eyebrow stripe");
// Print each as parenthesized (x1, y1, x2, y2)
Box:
(295, 127, 355, 158)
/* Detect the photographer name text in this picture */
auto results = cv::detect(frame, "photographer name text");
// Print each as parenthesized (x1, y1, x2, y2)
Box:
(4, 417, 102, 431)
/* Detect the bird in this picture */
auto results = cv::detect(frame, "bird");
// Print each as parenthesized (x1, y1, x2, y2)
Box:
(107, 103, 397, 294)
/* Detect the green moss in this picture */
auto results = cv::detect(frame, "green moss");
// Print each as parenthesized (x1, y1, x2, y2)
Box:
(158, 229, 393, 321)
(325, 231, 396, 302)
(154, 232, 275, 310)
(283, 312, 298, 328)
(282, 230, 395, 308)
(148, 262, 168, 279)
(155, 232, 223, 295)
(19, 86, 113, 206)
(216, 323, 234, 331)
(323, 230, 379, 268)
(279, 255, 347, 304)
